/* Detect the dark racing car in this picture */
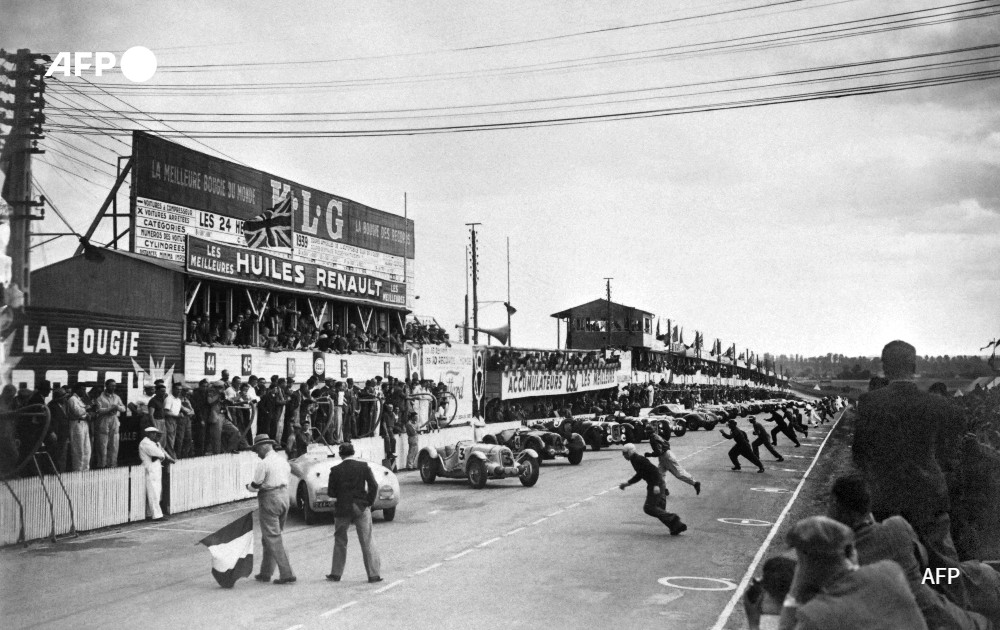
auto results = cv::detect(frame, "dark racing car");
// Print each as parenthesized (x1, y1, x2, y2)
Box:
(482, 426, 585, 465)
(528, 415, 622, 451)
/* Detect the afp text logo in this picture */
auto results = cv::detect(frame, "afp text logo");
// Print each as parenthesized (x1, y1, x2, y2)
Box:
(45, 46, 157, 82)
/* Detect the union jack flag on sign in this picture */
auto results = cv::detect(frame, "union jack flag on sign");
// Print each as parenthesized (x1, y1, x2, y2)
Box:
(243, 193, 293, 248)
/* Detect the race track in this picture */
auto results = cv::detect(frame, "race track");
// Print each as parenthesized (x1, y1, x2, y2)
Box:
(0, 415, 837, 630)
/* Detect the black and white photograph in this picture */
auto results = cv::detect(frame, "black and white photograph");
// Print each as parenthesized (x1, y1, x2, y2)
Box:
(1, 1, 999, 628)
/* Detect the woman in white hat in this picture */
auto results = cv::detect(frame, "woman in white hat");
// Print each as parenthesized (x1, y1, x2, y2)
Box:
(139, 426, 175, 520)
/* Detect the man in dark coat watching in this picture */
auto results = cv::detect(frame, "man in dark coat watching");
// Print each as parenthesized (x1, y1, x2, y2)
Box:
(326, 442, 382, 583)
(852, 339, 964, 562)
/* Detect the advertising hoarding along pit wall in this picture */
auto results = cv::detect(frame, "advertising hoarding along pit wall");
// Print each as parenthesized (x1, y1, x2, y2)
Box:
(6, 307, 185, 465)
(185, 345, 407, 383)
(130, 131, 415, 307)
(185, 235, 407, 308)
(404, 343, 474, 423)
(487, 366, 620, 401)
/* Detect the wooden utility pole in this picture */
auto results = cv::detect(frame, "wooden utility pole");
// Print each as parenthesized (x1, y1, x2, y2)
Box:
(466, 223, 481, 344)
(603, 277, 613, 347)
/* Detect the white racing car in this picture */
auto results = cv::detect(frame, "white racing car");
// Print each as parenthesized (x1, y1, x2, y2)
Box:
(287, 443, 400, 525)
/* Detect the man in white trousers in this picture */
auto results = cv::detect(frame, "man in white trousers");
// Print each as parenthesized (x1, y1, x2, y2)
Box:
(139, 426, 174, 520)
(645, 429, 702, 495)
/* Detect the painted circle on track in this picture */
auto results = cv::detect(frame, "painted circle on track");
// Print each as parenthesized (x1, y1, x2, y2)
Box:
(718, 517, 772, 527)
(788, 455, 808, 458)
(658, 576, 738, 591)
(750, 487, 791, 493)
(779, 468, 800, 472)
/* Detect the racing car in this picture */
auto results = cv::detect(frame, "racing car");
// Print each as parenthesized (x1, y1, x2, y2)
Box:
(528, 415, 623, 451)
(418, 439, 539, 488)
(482, 426, 585, 465)
(624, 405, 689, 438)
(288, 443, 400, 525)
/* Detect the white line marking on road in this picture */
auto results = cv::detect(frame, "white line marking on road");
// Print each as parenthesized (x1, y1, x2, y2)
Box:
(596, 490, 608, 495)
(477, 537, 501, 548)
(505, 527, 525, 536)
(447, 549, 474, 560)
(428, 510, 441, 515)
(283, 625, 304, 630)
(566, 503, 580, 509)
(320, 601, 358, 617)
(547, 509, 564, 517)
(711, 410, 845, 630)
(414, 563, 442, 575)
(531, 517, 548, 525)
(583, 496, 595, 502)
(678, 439, 728, 461)
(374, 579, 404, 593)
(147, 527, 214, 534)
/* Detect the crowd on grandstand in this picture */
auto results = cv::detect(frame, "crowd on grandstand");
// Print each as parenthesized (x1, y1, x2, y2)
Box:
(487, 348, 620, 371)
(0, 371, 453, 477)
(185, 306, 450, 354)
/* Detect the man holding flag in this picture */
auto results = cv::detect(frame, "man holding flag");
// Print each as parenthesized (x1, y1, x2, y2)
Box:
(246, 434, 296, 584)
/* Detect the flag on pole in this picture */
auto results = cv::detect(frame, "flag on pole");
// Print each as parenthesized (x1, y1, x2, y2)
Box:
(655, 318, 661, 339)
(199, 512, 255, 588)
(981, 339, 998, 351)
(243, 193, 293, 248)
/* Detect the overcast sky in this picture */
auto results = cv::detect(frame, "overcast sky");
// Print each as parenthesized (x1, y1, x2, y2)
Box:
(4, 0, 999, 358)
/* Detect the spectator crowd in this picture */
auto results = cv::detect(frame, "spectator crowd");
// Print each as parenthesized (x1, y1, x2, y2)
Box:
(741, 339, 1000, 630)
(185, 304, 450, 355)
(0, 369, 456, 477)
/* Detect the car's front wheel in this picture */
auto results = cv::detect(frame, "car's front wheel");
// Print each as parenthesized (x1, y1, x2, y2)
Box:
(297, 484, 317, 525)
(519, 456, 539, 487)
(672, 423, 687, 438)
(467, 458, 488, 489)
(567, 448, 584, 465)
(588, 433, 602, 451)
(419, 452, 437, 484)
(382, 507, 396, 522)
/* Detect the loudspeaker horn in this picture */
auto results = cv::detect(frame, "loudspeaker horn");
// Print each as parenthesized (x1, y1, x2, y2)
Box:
(472, 324, 510, 345)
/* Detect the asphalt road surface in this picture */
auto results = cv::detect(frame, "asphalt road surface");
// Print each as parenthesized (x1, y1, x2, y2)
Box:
(1, 417, 835, 630)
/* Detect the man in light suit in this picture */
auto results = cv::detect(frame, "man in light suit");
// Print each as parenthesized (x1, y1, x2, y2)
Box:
(326, 442, 382, 583)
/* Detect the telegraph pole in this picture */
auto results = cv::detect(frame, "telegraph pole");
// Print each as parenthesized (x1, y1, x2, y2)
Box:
(466, 223, 481, 344)
(603, 277, 613, 347)
(463, 244, 470, 344)
(1, 48, 48, 306)
(506, 236, 511, 347)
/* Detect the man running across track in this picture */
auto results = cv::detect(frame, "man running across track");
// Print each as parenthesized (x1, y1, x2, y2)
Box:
(644, 429, 702, 495)
(721, 419, 765, 473)
(766, 406, 801, 448)
(619, 443, 687, 535)
(749, 416, 783, 462)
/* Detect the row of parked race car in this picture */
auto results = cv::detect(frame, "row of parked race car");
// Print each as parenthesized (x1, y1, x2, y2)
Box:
(286, 398, 801, 524)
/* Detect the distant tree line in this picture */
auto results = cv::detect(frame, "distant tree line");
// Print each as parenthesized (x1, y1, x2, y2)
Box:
(772, 353, 996, 380)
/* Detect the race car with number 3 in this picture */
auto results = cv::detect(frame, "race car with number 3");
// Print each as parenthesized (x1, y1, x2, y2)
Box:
(418, 439, 539, 488)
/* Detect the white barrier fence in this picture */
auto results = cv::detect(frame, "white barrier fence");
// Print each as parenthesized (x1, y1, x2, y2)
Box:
(0, 466, 141, 546)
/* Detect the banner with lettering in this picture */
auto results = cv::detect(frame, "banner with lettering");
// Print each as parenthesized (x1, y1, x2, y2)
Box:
(418, 344, 474, 422)
(185, 235, 406, 308)
(490, 367, 619, 400)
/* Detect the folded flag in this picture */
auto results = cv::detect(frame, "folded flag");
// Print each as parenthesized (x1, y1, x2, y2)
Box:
(199, 512, 254, 588)
(243, 193, 293, 248)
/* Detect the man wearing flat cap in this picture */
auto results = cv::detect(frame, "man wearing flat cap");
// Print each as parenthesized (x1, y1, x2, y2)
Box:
(139, 426, 174, 520)
(778, 515, 926, 629)
(246, 434, 295, 584)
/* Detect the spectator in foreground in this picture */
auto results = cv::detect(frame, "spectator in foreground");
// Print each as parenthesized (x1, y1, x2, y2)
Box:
(742, 556, 796, 630)
(852, 340, 964, 562)
(780, 515, 926, 629)
(827, 475, 999, 629)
